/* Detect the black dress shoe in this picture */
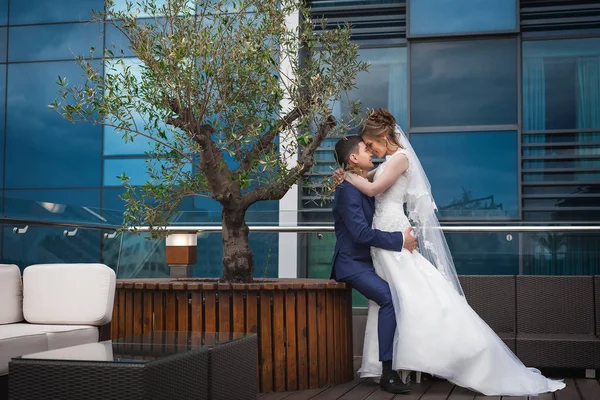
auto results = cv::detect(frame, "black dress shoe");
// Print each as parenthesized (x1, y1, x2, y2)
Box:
(380, 374, 411, 394)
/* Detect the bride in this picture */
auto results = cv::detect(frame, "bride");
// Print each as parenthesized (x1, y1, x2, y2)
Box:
(343, 109, 565, 396)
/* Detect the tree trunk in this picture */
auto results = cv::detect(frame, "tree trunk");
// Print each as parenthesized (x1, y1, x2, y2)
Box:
(221, 207, 254, 282)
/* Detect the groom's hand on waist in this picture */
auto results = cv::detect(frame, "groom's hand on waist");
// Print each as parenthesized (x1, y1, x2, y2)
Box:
(403, 227, 417, 252)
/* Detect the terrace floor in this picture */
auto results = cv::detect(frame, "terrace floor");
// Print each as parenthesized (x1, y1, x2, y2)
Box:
(258, 358, 599, 400)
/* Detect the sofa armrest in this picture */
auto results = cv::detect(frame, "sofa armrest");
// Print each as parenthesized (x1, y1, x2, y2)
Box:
(0, 264, 24, 324)
(23, 263, 116, 326)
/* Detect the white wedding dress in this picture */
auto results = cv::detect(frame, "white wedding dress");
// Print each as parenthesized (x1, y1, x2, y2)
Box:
(358, 149, 565, 396)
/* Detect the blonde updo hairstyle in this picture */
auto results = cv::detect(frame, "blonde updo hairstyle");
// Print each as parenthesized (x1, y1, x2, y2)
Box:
(358, 109, 403, 152)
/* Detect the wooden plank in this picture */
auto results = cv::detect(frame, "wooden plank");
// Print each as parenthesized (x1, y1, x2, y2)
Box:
(325, 291, 335, 386)
(281, 387, 329, 400)
(260, 290, 274, 393)
(420, 381, 455, 400)
(448, 386, 476, 399)
(576, 378, 600, 400)
(257, 392, 292, 400)
(111, 288, 120, 339)
(338, 290, 347, 383)
(190, 292, 203, 332)
(165, 291, 176, 331)
(474, 395, 500, 400)
(153, 291, 164, 331)
(345, 289, 353, 382)
(296, 290, 309, 390)
(125, 289, 134, 337)
(272, 290, 286, 392)
(310, 378, 365, 400)
(176, 291, 189, 332)
(307, 290, 319, 389)
(555, 378, 579, 400)
(133, 289, 143, 335)
(285, 290, 298, 392)
(333, 290, 342, 384)
(245, 289, 260, 385)
(218, 290, 231, 333)
(369, 380, 433, 400)
(204, 291, 217, 332)
(142, 290, 153, 334)
(338, 379, 379, 399)
(501, 396, 527, 400)
(528, 392, 553, 400)
(232, 290, 245, 333)
(317, 290, 328, 388)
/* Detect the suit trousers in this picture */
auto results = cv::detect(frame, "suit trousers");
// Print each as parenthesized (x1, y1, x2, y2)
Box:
(342, 269, 396, 362)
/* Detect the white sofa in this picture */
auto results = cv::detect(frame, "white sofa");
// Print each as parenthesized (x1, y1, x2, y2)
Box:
(0, 263, 116, 377)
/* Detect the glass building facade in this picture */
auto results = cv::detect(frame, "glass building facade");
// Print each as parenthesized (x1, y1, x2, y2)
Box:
(0, 1, 599, 293)
(304, 0, 600, 297)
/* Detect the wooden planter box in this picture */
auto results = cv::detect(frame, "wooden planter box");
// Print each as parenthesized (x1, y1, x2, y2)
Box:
(110, 278, 354, 393)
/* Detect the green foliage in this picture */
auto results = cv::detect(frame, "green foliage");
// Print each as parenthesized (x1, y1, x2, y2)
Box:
(51, 0, 367, 239)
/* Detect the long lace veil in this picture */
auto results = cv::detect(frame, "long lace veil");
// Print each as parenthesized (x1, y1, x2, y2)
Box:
(395, 125, 464, 297)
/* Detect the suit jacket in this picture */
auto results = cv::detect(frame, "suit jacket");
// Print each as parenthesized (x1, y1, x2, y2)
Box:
(330, 181, 405, 280)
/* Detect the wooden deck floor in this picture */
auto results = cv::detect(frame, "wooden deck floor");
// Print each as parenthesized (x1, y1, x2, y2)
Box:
(258, 359, 599, 400)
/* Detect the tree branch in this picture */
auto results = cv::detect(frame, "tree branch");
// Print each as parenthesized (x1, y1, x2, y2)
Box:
(236, 107, 304, 173)
(240, 115, 336, 209)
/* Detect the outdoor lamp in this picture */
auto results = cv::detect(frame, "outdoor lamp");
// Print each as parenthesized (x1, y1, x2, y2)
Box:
(165, 232, 198, 278)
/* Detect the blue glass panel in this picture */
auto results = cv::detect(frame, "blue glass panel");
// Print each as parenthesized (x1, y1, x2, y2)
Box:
(8, 23, 102, 62)
(0, 64, 5, 188)
(3, 225, 101, 270)
(522, 38, 600, 131)
(5, 61, 102, 188)
(2, 190, 102, 270)
(102, 231, 168, 278)
(103, 158, 192, 186)
(104, 58, 181, 155)
(0, 0, 7, 26)
(409, 0, 517, 36)
(9, 0, 102, 25)
(105, 22, 136, 58)
(334, 47, 408, 131)
(410, 39, 518, 128)
(3, 189, 101, 222)
(446, 232, 518, 274)
(410, 131, 518, 218)
(0, 28, 6, 62)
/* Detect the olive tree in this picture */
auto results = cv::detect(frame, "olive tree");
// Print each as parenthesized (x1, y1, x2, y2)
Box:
(51, 0, 367, 282)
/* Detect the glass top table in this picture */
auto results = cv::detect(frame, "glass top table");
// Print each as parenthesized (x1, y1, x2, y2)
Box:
(20, 331, 249, 364)
(10, 331, 258, 400)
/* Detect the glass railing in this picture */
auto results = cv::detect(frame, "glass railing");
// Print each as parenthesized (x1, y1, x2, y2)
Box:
(2, 195, 600, 307)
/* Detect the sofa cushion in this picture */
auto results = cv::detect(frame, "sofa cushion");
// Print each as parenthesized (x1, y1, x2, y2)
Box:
(0, 323, 98, 376)
(23, 263, 116, 325)
(0, 264, 24, 325)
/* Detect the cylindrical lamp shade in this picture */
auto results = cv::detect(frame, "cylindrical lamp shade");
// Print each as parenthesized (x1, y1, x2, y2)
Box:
(165, 232, 197, 265)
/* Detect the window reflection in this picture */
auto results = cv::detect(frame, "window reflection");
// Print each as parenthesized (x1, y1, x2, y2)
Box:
(411, 131, 518, 218)
(445, 232, 518, 275)
(409, 0, 516, 36)
(0, 64, 5, 188)
(0, 28, 6, 62)
(0, 0, 8, 26)
(333, 47, 407, 131)
(9, 0, 102, 25)
(410, 39, 517, 128)
(103, 158, 192, 186)
(5, 61, 102, 188)
(9, 23, 102, 62)
(523, 38, 600, 131)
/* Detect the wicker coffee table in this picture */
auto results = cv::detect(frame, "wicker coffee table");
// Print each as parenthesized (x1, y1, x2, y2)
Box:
(8, 331, 257, 400)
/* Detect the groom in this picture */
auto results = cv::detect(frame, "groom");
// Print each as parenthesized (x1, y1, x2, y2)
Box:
(331, 135, 416, 395)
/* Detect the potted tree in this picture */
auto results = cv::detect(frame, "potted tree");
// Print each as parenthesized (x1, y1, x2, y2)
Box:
(52, 0, 367, 392)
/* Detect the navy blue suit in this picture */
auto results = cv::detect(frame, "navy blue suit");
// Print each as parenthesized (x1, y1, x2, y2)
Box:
(331, 181, 405, 362)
